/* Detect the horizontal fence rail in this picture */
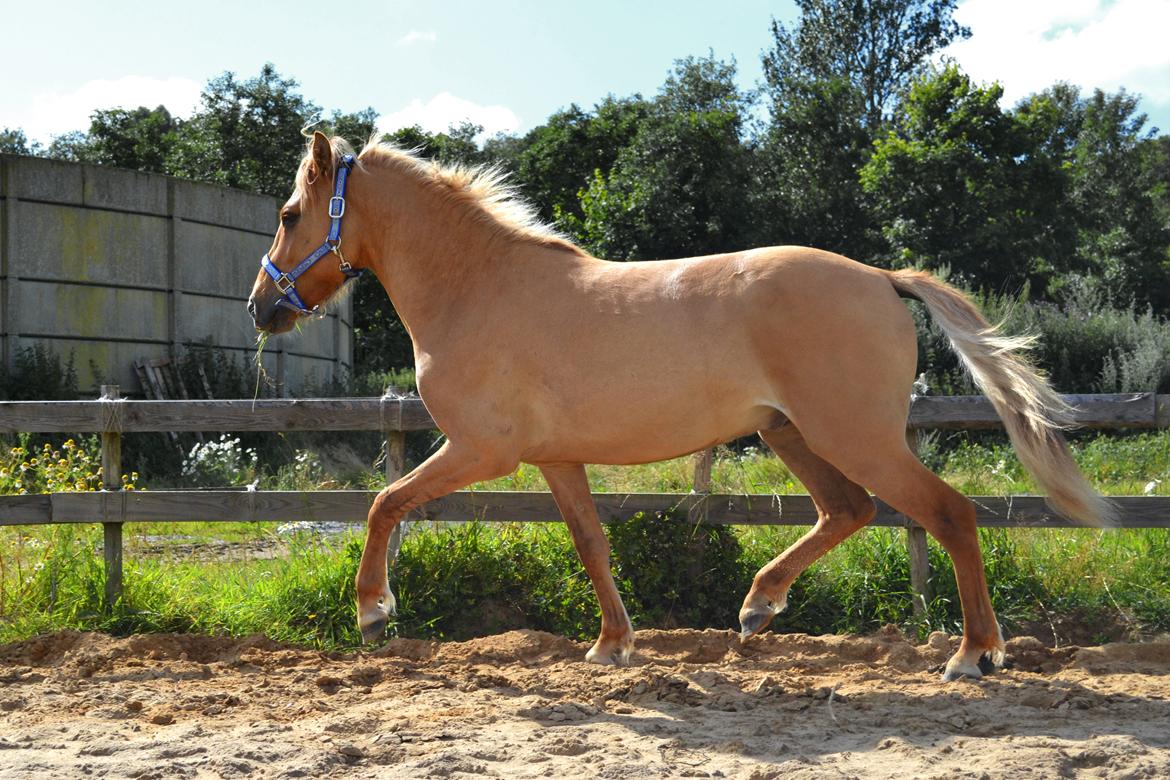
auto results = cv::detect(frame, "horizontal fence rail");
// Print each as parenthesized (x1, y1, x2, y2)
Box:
(2, 389, 1167, 611)
(2, 392, 1167, 434)
(3, 490, 1168, 529)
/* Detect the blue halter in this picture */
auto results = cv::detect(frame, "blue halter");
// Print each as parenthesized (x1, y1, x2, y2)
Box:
(260, 154, 362, 317)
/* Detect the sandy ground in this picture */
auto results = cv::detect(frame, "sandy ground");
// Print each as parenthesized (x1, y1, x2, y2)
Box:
(1, 628, 1169, 779)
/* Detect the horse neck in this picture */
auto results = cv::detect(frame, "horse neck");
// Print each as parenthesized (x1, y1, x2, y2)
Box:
(360, 166, 564, 347)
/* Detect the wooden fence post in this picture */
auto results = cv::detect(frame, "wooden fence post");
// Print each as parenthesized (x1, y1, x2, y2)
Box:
(904, 429, 930, 615)
(383, 389, 408, 564)
(689, 448, 714, 523)
(692, 448, 713, 493)
(99, 384, 123, 610)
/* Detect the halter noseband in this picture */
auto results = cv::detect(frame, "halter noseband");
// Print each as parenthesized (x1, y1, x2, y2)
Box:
(260, 153, 362, 317)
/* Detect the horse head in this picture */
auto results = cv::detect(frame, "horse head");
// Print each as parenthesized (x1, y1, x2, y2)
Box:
(248, 131, 365, 334)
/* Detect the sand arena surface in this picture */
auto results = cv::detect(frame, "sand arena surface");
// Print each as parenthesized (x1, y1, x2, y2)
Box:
(1, 628, 1169, 779)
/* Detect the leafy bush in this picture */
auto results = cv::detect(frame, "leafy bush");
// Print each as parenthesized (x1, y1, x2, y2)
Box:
(0, 345, 81, 401)
(913, 281, 1170, 394)
(392, 523, 597, 640)
(608, 510, 749, 629)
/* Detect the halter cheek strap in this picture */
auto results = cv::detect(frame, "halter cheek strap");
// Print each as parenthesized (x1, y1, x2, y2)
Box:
(260, 153, 363, 317)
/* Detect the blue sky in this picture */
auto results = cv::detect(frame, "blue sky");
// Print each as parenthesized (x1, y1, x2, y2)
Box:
(5, 0, 1170, 143)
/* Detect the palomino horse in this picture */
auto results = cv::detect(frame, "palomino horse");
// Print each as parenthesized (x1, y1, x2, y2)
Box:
(248, 132, 1110, 681)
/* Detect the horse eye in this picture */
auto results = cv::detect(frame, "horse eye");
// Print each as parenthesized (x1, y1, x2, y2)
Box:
(281, 212, 299, 228)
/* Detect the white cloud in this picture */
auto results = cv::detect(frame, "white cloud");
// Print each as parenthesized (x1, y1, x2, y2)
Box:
(396, 29, 437, 46)
(379, 92, 521, 137)
(944, 0, 1170, 106)
(18, 76, 203, 143)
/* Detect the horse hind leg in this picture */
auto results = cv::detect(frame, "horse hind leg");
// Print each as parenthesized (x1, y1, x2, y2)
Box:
(822, 439, 1005, 681)
(739, 424, 876, 639)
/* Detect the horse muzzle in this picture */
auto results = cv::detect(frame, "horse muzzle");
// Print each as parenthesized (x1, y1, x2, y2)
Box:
(248, 293, 298, 335)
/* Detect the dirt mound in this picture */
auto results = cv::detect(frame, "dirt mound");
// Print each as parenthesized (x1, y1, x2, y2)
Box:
(3, 628, 1170, 778)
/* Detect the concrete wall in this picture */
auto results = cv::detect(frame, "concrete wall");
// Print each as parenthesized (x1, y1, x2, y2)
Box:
(0, 155, 353, 396)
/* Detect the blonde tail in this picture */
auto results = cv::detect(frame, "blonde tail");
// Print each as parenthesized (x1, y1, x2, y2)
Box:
(887, 269, 1114, 526)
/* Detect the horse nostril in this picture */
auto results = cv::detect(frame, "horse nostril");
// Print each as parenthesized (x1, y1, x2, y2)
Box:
(247, 298, 258, 319)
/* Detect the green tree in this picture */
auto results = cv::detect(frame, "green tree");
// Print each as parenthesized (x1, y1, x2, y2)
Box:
(568, 54, 754, 260)
(498, 97, 649, 226)
(1145, 134, 1170, 251)
(43, 131, 96, 163)
(0, 128, 41, 155)
(351, 272, 415, 376)
(1007, 83, 1086, 285)
(862, 70, 1170, 306)
(381, 121, 488, 167)
(1068, 90, 1170, 309)
(752, 76, 877, 256)
(86, 105, 179, 173)
(755, 0, 970, 259)
(167, 63, 319, 197)
(764, 0, 970, 130)
(323, 107, 379, 151)
(861, 65, 1042, 291)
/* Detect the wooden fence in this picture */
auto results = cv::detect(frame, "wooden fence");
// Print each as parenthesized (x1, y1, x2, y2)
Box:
(2, 388, 1167, 613)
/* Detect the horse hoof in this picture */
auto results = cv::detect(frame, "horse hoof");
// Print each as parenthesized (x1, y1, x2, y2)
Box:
(360, 616, 388, 645)
(585, 641, 632, 666)
(942, 652, 1001, 682)
(738, 609, 773, 641)
(941, 663, 982, 682)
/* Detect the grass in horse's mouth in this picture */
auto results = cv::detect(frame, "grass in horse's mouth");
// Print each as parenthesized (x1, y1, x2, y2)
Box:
(252, 332, 270, 408)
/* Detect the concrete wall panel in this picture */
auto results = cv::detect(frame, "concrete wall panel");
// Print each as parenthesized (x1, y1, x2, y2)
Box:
(173, 179, 278, 234)
(178, 294, 263, 353)
(29, 337, 168, 391)
(281, 312, 337, 359)
(19, 281, 168, 342)
(5, 156, 84, 204)
(284, 354, 341, 391)
(17, 202, 169, 287)
(174, 220, 270, 296)
(82, 165, 168, 216)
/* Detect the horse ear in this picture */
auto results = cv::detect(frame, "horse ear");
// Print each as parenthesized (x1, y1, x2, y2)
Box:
(308, 131, 333, 183)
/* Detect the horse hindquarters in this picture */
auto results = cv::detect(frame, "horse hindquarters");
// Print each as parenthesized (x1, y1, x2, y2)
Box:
(744, 261, 1004, 678)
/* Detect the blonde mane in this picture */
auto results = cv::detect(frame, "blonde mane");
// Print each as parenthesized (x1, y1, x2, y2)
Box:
(295, 134, 581, 253)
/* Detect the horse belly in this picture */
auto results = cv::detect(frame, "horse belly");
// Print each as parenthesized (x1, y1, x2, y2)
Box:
(521, 345, 783, 466)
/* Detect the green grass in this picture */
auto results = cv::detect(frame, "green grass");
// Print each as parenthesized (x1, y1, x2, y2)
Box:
(1, 430, 1168, 648)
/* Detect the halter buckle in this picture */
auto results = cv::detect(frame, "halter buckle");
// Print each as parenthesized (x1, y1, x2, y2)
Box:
(328, 196, 346, 219)
(274, 273, 296, 294)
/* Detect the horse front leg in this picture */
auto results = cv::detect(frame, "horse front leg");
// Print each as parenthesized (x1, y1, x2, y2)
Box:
(540, 464, 635, 665)
(357, 441, 516, 644)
